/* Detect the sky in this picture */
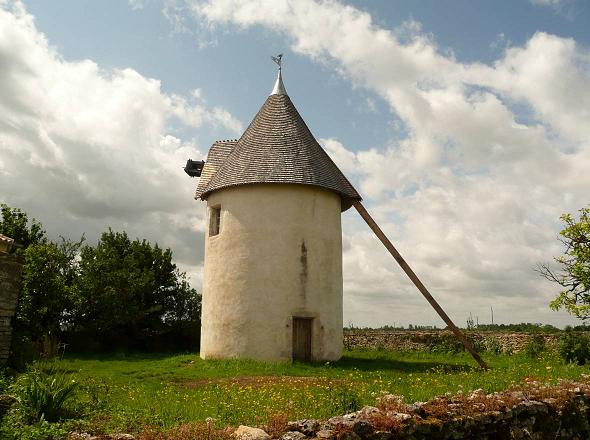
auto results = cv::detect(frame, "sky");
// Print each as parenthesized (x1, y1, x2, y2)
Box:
(1, 0, 589, 328)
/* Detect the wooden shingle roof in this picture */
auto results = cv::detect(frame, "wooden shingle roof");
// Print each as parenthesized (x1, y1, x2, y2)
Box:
(195, 140, 237, 199)
(195, 77, 361, 211)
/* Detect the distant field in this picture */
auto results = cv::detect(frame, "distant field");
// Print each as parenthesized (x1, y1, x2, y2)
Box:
(48, 348, 588, 434)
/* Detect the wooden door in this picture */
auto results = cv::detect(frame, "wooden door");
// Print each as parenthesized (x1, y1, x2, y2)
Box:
(292, 318, 312, 362)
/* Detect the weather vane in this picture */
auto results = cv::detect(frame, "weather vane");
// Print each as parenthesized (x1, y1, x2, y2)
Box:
(271, 53, 283, 70)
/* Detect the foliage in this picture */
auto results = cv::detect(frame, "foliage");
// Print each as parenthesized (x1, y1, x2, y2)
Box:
(425, 334, 486, 354)
(0, 417, 71, 440)
(327, 386, 362, 415)
(0, 203, 46, 250)
(559, 327, 590, 365)
(475, 323, 559, 333)
(3, 203, 201, 357)
(425, 335, 464, 354)
(14, 364, 80, 423)
(539, 206, 590, 320)
(14, 238, 84, 356)
(72, 229, 201, 350)
(0, 369, 11, 395)
(407, 324, 438, 330)
(486, 338, 502, 355)
(346, 323, 560, 333)
(470, 338, 486, 353)
(0, 364, 83, 440)
(524, 333, 546, 359)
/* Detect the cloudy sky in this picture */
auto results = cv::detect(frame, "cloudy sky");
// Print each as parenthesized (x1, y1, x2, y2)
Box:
(1, 0, 589, 328)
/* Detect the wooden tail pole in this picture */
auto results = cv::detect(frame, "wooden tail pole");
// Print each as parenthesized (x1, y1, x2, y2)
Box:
(353, 201, 489, 370)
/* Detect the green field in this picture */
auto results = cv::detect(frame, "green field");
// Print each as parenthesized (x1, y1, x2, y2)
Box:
(11, 348, 584, 436)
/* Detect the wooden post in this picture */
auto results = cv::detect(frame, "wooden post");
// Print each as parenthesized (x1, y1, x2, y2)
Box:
(353, 201, 489, 370)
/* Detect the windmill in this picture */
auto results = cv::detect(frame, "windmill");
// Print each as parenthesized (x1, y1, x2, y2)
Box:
(188, 55, 489, 369)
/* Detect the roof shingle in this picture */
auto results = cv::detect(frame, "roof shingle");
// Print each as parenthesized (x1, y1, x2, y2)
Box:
(195, 140, 236, 199)
(195, 92, 361, 211)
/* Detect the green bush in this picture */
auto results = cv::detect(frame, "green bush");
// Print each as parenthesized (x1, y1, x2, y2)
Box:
(471, 338, 486, 353)
(0, 417, 70, 440)
(16, 364, 79, 423)
(426, 336, 464, 354)
(8, 333, 39, 371)
(559, 327, 590, 365)
(329, 386, 361, 414)
(0, 369, 11, 394)
(426, 335, 485, 354)
(486, 338, 502, 355)
(524, 333, 546, 358)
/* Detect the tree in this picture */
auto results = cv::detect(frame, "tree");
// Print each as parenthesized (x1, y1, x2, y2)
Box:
(16, 238, 83, 355)
(4, 202, 201, 355)
(73, 229, 201, 350)
(2, 201, 82, 360)
(0, 203, 46, 249)
(539, 207, 590, 320)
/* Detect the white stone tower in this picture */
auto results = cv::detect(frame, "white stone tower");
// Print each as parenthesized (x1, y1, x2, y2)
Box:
(194, 64, 361, 362)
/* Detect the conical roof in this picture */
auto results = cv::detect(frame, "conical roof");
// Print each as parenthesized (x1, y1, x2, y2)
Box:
(196, 71, 361, 211)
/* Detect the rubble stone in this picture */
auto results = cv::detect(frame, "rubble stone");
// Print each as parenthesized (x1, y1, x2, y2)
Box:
(279, 431, 308, 440)
(234, 425, 270, 440)
(288, 419, 320, 436)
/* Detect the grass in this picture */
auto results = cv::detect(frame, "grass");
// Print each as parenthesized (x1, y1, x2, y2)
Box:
(39, 348, 589, 434)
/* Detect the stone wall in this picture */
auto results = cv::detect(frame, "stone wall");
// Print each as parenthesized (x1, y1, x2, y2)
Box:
(344, 330, 562, 354)
(230, 380, 590, 440)
(0, 253, 23, 365)
(70, 380, 590, 440)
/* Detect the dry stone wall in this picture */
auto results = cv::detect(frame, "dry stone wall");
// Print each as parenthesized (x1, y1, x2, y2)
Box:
(344, 330, 561, 354)
(70, 381, 590, 440)
(0, 253, 23, 365)
(242, 380, 590, 440)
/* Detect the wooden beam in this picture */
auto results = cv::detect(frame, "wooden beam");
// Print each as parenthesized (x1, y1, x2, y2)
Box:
(353, 201, 489, 370)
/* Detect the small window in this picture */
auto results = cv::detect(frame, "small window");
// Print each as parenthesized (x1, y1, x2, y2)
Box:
(209, 206, 221, 236)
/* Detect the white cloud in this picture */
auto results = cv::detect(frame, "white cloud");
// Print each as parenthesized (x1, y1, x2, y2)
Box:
(3, 0, 588, 329)
(529, 0, 576, 18)
(530, 0, 564, 6)
(0, 1, 243, 287)
(189, 0, 589, 327)
(128, 0, 147, 10)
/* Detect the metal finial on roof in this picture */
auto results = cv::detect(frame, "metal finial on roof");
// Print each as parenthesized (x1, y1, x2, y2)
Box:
(270, 53, 287, 95)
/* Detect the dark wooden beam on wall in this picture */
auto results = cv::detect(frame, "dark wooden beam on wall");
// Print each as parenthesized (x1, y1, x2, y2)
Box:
(353, 201, 489, 370)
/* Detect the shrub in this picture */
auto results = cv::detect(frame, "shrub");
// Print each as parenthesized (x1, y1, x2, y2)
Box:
(426, 334, 484, 354)
(0, 369, 11, 394)
(470, 338, 486, 353)
(16, 364, 79, 423)
(329, 386, 361, 414)
(0, 417, 70, 440)
(524, 333, 546, 359)
(8, 333, 39, 371)
(559, 327, 590, 365)
(486, 338, 502, 355)
(426, 336, 464, 354)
